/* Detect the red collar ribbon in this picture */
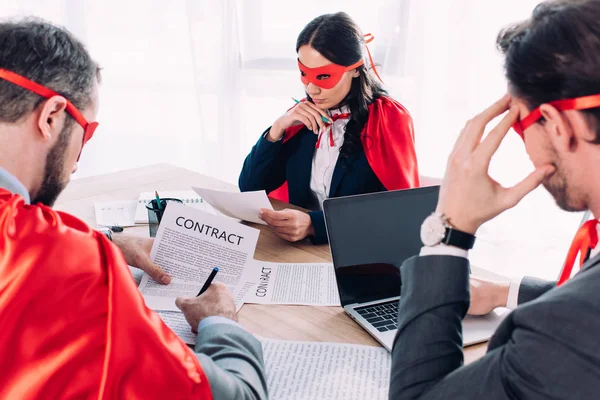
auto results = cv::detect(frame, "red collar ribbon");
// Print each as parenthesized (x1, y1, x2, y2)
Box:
(315, 113, 351, 148)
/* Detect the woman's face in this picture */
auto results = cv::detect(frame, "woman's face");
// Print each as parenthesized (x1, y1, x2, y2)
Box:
(297, 45, 359, 110)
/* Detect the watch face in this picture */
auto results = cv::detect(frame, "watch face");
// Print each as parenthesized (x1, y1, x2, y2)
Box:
(420, 214, 446, 246)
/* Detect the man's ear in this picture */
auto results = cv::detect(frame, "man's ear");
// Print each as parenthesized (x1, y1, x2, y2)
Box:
(540, 104, 576, 152)
(36, 96, 68, 141)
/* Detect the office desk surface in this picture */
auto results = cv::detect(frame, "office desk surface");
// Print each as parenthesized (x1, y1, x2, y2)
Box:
(55, 163, 489, 364)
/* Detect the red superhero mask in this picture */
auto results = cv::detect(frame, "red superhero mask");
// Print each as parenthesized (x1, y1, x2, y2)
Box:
(298, 59, 364, 89)
(298, 33, 383, 90)
(0, 68, 98, 161)
(513, 93, 600, 140)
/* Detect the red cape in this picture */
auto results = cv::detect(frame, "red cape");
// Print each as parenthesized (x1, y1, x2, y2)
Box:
(0, 190, 213, 399)
(269, 96, 420, 202)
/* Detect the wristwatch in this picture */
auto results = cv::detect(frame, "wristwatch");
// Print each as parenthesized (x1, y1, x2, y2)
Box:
(98, 227, 113, 242)
(420, 212, 476, 250)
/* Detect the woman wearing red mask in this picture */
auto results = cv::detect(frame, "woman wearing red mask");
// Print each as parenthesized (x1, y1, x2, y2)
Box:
(239, 12, 420, 244)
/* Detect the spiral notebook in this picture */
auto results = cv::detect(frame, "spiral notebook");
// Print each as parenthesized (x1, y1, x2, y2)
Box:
(133, 190, 214, 223)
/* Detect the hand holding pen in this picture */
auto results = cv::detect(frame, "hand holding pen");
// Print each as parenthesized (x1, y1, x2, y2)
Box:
(175, 268, 238, 335)
(197, 267, 219, 296)
(267, 97, 332, 142)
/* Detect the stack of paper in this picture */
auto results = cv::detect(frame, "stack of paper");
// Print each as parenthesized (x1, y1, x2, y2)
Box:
(261, 338, 391, 400)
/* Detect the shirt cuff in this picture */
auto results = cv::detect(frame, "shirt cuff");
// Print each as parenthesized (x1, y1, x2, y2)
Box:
(506, 276, 524, 310)
(419, 244, 468, 259)
(198, 316, 241, 332)
(263, 127, 284, 142)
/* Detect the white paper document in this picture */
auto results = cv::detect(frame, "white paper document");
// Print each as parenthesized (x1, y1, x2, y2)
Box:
(134, 190, 216, 223)
(261, 338, 391, 400)
(138, 202, 260, 312)
(157, 311, 196, 345)
(192, 187, 273, 225)
(243, 262, 340, 306)
(94, 200, 137, 227)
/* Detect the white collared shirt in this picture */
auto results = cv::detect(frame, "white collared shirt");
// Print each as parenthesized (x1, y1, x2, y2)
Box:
(309, 105, 350, 209)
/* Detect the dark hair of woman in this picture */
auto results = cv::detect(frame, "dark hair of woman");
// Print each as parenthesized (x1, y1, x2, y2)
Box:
(296, 12, 387, 158)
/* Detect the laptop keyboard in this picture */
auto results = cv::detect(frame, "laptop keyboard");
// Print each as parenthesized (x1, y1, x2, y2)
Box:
(355, 300, 399, 332)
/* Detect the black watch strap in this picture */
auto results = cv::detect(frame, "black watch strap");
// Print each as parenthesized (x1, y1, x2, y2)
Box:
(442, 227, 476, 250)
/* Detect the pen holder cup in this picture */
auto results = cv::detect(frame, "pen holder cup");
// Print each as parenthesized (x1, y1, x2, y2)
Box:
(146, 198, 183, 238)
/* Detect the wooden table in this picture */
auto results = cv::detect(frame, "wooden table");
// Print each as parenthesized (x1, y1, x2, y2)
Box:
(55, 163, 488, 364)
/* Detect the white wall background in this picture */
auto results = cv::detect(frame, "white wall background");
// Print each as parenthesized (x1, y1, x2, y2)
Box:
(0, 0, 586, 279)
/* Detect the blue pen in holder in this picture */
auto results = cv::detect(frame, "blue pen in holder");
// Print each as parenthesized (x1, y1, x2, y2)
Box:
(145, 198, 183, 237)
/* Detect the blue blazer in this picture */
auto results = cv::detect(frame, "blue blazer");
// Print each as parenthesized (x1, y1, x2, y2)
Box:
(239, 127, 385, 244)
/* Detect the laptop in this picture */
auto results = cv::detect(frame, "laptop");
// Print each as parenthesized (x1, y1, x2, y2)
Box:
(323, 186, 506, 351)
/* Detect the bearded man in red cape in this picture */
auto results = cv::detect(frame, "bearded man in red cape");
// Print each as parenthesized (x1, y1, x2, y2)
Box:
(0, 18, 266, 400)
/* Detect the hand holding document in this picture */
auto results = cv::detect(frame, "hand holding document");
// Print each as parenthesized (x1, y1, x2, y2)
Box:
(138, 202, 260, 312)
(243, 262, 341, 306)
(261, 338, 391, 400)
(192, 187, 273, 225)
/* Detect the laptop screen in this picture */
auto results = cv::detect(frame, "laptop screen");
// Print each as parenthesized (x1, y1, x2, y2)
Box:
(323, 186, 440, 307)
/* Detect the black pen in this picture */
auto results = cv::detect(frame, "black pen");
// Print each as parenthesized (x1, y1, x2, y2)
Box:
(197, 267, 219, 296)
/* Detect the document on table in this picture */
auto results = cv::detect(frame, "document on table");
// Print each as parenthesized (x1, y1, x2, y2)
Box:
(192, 187, 273, 225)
(138, 202, 260, 312)
(261, 338, 391, 400)
(157, 311, 196, 345)
(94, 200, 137, 227)
(243, 262, 340, 306)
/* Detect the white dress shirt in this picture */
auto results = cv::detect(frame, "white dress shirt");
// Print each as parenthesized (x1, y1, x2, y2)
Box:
(420, 220, 600, 310)
(309, 105, 350, 209)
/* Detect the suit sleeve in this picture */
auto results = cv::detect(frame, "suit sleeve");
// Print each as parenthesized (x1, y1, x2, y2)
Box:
(517, 276, 556, 305)
(390, 255, 470, 399)
(307, 210, 328, 245)
(389, 255, 592, 400)
(195, 323, 268, 400)
(238, 128, 288, 193)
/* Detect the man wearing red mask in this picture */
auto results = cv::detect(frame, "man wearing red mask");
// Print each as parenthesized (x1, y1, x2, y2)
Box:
(390, 1, 600, 398)
(0, 19, 266, 399)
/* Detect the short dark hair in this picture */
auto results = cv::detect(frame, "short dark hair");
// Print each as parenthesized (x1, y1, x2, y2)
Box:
(0, 18, 100, 125)
(497, 0, 600, 142)
(296, 12, 387, 158)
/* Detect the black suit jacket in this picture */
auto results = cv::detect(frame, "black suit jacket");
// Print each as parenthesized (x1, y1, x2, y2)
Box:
(518, 276, 556, 304)
(239, 129, 385, 244)
(390, 254, 600, 399)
